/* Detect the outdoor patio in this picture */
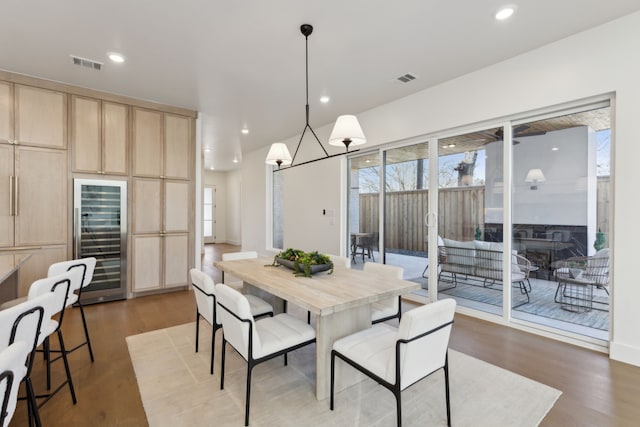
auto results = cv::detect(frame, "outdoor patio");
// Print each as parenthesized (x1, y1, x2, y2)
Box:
(350, 251, 609, 341)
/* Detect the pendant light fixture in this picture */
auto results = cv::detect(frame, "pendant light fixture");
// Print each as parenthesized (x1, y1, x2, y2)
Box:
(265, 24, 366, 170)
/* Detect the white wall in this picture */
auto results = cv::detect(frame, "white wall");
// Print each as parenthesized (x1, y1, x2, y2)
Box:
(240, 12, 640, 366)
(485, 126, 596, 225)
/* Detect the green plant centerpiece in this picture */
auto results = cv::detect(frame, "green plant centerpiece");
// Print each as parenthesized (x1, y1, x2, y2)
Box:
(270, 248, 334, 278)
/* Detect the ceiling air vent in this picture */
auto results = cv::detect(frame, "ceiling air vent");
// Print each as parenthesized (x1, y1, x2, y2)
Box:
(397, 73, 417, 83)
(70, 55, 103, 71)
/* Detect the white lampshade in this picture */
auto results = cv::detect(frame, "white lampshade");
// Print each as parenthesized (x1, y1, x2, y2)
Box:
(525, 168, 546, 183)
(328, 115, 366, 149)
(265, 143, 292, 168)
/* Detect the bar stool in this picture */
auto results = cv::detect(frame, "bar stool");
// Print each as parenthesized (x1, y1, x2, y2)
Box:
(29, 269, 83, 404)
(47, 257, 97, 362)
(0, 292, 56, 427)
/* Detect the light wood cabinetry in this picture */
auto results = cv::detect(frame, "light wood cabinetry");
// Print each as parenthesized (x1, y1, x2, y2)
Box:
(0, 144, 13, 247)
(131, 178, 190, 292)
(1, 141, 67, 248)
(72, 96, 128, 175)
(1, 71, 195, 300)
(132, 233, 189, 291)
(0, 81, 12, 144)
(14, 147, 67, 246)
(132, 107, 163, 177)
(130, 110, 192, 293)
(164, 114, 191, 180)
(15, 85, 66, 148)
(132, 108, 191, 179)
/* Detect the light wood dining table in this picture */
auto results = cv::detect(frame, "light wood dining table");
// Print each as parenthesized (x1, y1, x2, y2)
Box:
(214, 257, 420, 400)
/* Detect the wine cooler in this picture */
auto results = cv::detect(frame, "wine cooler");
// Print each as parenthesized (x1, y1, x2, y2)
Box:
(73, 179, 127, 303)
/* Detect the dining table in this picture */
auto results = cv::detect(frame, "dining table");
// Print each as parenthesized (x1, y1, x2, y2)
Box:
(214, 256, 420, 400)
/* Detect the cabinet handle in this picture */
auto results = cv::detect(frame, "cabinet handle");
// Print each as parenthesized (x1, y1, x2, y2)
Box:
(9, 176, 14, 216)
(14, 176, 18, 216)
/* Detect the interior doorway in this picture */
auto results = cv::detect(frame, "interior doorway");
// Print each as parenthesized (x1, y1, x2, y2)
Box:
(204, 185, 216, 244)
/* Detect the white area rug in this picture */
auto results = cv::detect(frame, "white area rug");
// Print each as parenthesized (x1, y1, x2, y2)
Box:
(126, 322, 561, 427)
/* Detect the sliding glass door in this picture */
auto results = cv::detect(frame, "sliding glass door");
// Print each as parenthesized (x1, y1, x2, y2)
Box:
(345, 100, 611, 345)
(510, 104, 611, 341)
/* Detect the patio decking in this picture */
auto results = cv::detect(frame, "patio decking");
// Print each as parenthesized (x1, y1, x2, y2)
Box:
(350, 251, 609, 341)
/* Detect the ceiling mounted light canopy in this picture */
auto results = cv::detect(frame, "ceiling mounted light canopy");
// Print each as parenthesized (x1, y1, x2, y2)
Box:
(265, 24, 365, 171)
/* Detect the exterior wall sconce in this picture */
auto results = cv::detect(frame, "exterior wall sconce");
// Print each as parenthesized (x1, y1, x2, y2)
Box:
(525, 168, 546, 190)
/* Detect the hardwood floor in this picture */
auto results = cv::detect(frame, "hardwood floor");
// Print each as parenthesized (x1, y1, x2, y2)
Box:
(10, 243, 640, 426)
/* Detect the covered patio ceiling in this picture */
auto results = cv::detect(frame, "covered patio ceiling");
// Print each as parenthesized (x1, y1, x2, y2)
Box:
(351, 107, 610, 168)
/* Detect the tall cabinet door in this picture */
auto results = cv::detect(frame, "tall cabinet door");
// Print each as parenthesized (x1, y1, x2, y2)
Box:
(164, 114, 190, 180)
(14, 147, 67, 245)
(0, 144, 14, 247)
(132, 178, 162, 234)
(132, 107, 162, 177)
(164, 234, 189, 288)
(164, 181, 189, 233)
(71, 96, 101, 173)
(0, 82, 12, 143)
(132, 235, 162, 291)
(14, 85, 66, 149)
(102, 101, 128, 175)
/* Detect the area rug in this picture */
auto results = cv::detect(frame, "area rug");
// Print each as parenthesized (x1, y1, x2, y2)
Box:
(127, 322, 561, 427)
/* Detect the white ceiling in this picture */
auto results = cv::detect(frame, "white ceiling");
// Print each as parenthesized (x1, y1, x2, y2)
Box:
(2, 1, 639, 171)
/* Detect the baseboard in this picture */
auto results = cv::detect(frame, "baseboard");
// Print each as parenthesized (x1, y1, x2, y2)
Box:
(610, 341, 640, 367)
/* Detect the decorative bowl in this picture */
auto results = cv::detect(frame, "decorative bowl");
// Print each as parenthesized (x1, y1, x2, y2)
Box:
(275, 257, 331, 274)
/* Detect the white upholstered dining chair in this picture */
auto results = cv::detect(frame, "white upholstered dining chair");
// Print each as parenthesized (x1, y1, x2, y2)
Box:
(330, 299, 456, 427)
(190, 269, 273, 375)
(216, 284, 316, 426)
(221, 251, 259, 289)
(363, 262, 404, 324)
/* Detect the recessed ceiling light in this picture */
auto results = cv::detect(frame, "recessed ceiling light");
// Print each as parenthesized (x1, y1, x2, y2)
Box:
(448, 144, 456, 148)
(241, 128, 249, 135)
(552, 147, 559, 151)
(233, 158, 239, 164)
(210, 166, 215, 170)
(495, 6, 515, 20)
(204, 148, 211, 153)
(365, 159, 371, 163)
(320, 96, 330, 103)
(108, 52, 125, 63)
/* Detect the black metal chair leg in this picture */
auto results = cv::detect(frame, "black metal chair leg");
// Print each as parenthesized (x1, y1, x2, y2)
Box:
(25, 377, 42, 427)
(444, 354, 451, 427)
(210, 323, 215, 375)
(195, 311, 200, 353)
(330, 352, 335, 410)
(284, 353, 288, 366)
(307, 311, 311, 324)
(394, 389, 402, 427)
(44, 337, 51, 390)
(245, 365, 252, 426)
(77, 302, 94, 362)
(220, 338, 226, 390)
(57, 330, 77, 404)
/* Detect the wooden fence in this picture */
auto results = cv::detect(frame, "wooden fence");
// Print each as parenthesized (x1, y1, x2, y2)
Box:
(359, 178, 610, 253)
(359, 186, 485, 252)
